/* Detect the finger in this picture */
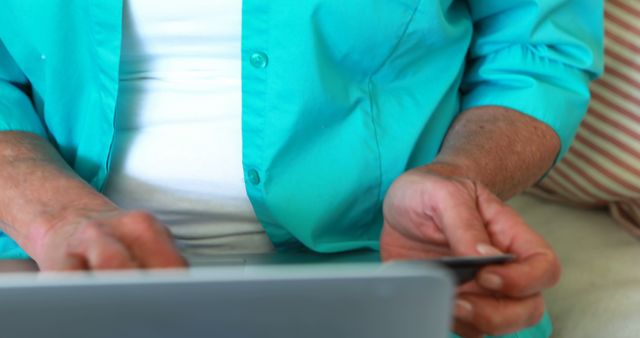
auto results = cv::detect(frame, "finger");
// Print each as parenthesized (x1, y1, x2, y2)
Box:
(65, 222, 137, 270)
(457, 280, 489, 295)
(477, 252, 560, 297)
(112, 211, 186, 268)
(454, 293, 546, 336)
(85, 235, 138, 270)
(39, 254, 88, 272)
(475, 188, 561, 297)
(452, 320, 484, 338)
(425, 179, 498, 256)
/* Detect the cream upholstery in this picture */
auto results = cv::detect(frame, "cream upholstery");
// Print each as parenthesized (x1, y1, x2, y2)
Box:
(510, 194, 640, 338)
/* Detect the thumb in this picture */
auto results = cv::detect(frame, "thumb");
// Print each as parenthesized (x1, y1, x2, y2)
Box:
(430, 180, 503, 257)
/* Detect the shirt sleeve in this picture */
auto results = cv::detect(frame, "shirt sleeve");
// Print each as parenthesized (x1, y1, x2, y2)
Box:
(461, 0, 604, 160)
(0, 39, 47, 137)
(0, 40, 45, 259)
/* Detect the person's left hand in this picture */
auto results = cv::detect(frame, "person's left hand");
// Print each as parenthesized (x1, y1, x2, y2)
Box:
(380, 165, 561, 338)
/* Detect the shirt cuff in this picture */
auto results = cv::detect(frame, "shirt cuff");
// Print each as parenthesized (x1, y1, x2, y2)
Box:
(461, 44, 593, 162)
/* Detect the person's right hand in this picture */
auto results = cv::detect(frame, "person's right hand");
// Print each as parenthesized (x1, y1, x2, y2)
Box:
(28, 209, 186, 271)
(381, 166, 561, 337)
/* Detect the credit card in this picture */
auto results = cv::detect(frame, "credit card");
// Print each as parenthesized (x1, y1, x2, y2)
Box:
(432, 254, 516, 285)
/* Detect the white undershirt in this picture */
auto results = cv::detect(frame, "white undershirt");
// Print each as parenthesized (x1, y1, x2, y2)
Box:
(103, 0, 274, 255)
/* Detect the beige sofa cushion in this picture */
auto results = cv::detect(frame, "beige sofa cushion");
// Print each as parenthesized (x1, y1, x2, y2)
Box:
(510, 194, 640, 338)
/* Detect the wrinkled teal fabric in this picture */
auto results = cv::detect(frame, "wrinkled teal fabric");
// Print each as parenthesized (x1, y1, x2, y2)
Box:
(0, 0, 602, 255)
(449, 311, 553, 338)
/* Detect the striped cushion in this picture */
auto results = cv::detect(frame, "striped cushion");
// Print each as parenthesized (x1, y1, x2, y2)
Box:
(533, 0, 640, 236)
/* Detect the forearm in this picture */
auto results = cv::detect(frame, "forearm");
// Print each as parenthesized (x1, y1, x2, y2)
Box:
(0, 131, 116, 256)
(427, 106, 561, 200)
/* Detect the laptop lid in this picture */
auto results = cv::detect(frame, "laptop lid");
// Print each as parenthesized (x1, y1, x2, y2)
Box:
(0, 260, 454, 338)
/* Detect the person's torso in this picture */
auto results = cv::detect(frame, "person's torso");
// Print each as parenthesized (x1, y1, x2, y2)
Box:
(0, 0, 472, 252)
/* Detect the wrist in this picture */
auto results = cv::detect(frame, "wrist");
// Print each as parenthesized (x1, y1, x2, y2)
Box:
(418, 158, 476, 181)
(415, 159, 500, 198)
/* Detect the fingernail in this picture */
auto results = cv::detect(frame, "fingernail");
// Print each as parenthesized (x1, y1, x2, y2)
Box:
(476, 243, 504, 256)
(454, 299, 474, 320)
(479, 272, 503, 290)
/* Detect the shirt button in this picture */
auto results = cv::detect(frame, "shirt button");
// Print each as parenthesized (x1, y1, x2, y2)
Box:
(248, 169, 261, 185)
(250, 52, 269, 68)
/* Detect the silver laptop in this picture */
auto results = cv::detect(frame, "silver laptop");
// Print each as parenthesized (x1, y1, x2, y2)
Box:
(0, 251, 454, 338)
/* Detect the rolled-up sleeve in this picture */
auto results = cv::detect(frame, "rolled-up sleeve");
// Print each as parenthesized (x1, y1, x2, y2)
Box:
(461, 0, 604, 159)
(0, 39, 46, 137)
(0, 39, 45, 258)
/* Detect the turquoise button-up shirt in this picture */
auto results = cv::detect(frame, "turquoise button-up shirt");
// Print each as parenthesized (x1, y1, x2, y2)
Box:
(0, 1, 601, 256)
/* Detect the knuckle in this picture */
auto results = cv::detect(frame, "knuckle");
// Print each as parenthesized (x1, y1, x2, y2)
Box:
(456, 177, 478, 193)
(539, 250, 562, 287)
(79, 222, 103, 239)
(124, 210, 157, 224)
(508, 252, 562, 296)
(502, 273, 532, 296)
(124, 211, 160, 233)
(453, 322, 484, 338)
(473, 304, 505, 335)
(526, 297, 546, 327)
(473, 299, 518, 336)
(481, 315, 506, 336)
(94, 249, 129, 269)
(549, 254, 563, 286)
